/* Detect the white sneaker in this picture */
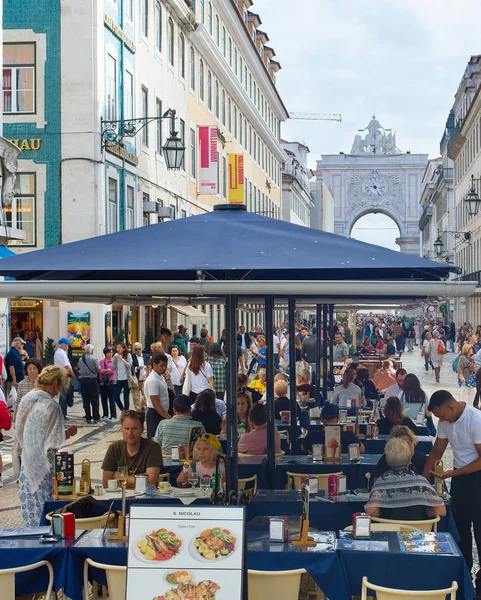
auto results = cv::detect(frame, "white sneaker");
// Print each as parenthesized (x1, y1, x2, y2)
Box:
(0, 479, 3, 488)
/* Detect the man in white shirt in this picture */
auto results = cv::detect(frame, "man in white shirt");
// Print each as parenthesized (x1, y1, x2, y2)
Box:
(273, 331, 280, 370)
(423, 390, 481, 594)
(383, 368, 407, 408)
(131, 342, 149, 412)
(144, 354, 171, 439)
(54, 337, 75, 418)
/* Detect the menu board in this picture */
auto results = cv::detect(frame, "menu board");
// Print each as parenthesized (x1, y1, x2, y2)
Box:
(324, 425, 341, 460)
(126, 505, 246, 600)
(397, 532, 454, 554)
(55, 453, 74, 496)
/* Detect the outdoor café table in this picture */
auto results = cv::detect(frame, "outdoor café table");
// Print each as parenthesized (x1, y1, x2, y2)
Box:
(274, 454, 381, 490)
(338, 530, 474, 600)
(309, 419, 429, 437)
(65, 521, 351, 600)
(247, 490, 459, 539)
(219, 434, 291, 454)
(363, 434, 433, 455)
(0, 528, 79, 596)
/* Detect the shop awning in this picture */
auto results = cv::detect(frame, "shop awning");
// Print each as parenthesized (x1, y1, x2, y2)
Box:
(169, 304, 209, 324)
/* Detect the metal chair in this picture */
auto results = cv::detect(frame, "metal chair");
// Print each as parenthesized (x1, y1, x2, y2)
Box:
(238, 474, 258, 499)
(0, 560, 54, 600)
(361, 576, 457, 600)
(344, 523, 420, 532)
(83, 558, 126, 600)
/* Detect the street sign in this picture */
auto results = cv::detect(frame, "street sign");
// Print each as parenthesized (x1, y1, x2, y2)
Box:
(428, 305, 435, 312)
(460, 297, 467, 310)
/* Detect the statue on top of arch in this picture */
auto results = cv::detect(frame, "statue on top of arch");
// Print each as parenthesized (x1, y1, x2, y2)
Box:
(350, 115, 401, 155)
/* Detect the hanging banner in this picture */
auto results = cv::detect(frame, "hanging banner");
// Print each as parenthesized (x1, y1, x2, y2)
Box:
(105, 311, 112, 347)
(67, 311, 91, 356)
(228, 154, 244, 204)
(126, 310, 133, 346)
(198, 126, 218, 194)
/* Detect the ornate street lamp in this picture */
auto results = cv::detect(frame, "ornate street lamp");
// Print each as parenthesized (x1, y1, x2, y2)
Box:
(433, 231, 444, 257)
(465, 174, 481, 217)
(162, 111, 185, 170)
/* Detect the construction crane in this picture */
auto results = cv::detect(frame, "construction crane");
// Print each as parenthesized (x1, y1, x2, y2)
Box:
(289, 112, 342, 122)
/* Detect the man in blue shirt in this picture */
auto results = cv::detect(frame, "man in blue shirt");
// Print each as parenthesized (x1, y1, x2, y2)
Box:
(4, 336, 26, 402)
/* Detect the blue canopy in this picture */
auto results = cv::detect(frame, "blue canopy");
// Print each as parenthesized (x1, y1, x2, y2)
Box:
(0, 205, 457, 282)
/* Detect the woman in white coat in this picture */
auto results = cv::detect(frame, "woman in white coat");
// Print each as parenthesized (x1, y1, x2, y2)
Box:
(428, 330, 445, 384)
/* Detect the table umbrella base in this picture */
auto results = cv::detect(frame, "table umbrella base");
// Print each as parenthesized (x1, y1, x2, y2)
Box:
(291, 518, 316, 547)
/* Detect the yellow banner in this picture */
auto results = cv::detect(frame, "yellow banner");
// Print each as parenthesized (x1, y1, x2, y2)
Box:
(228, 154, 244, 204)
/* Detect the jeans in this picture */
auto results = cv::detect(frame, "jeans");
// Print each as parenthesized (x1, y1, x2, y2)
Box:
(59, 386, 69, 417)
(100, 383, 116, 418)
(80, 378, 100, 422)
(146, 407, 163, 439)
(451, 470, 481, 592)
(173, 384, 182, 396)
(424, 355, 433, 372)
(114, 379, 130, 411)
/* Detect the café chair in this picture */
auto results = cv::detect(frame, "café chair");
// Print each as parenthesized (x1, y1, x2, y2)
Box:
(46, 511, 116, 532)
(83, 559, 126, 600)
(344, 523, 420, 532)
(238, 475, 258, 500)
(371, 515, 440, 532)
(286, 471, 343, 491)
(361, 576, 457, 600)
(158, 473, 171, 484)
(248, 568, 306, 600)
(0, 560, 54, 600)
(238, 451, 285, 465)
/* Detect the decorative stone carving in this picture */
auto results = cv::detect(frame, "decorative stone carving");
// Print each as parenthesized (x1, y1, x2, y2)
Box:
(346, 170, 404, 221)
(351, 115, 401, 155)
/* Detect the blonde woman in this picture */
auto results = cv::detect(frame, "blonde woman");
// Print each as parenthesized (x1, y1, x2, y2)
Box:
(457, 343, 476, 405)
(17, 365, 78, 526)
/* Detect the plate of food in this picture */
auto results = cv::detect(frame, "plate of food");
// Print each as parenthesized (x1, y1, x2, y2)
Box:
(133, 528, 183, 562)
(154, 572, 220, 600)
(171, 488, 195, 497)
(189, 528, 236, 561)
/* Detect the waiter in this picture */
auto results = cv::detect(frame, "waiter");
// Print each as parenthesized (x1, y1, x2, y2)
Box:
(423, 390, 481, 595)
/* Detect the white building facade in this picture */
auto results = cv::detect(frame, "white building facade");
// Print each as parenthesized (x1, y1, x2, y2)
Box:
(281, 141, 313, 226)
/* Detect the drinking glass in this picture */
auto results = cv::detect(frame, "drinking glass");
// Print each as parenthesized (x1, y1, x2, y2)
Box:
(118, 466, 128, 486)
(189, 475, 199, 489)
(200, 476, 211, 497)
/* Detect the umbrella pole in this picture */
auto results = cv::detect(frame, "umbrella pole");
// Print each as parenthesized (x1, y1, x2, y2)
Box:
(288, 296, 297, 454)
(265, 295, 276, 485)
(225, 294, 238, 495)
(322, 306, 328, 399)
(316, 303, 323, 406)
(328, 304, 334, 385)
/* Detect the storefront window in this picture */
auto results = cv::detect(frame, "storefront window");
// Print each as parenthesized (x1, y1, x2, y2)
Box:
(7, 173, 36, 245)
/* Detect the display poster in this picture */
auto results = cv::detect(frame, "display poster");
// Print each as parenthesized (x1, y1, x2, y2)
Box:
(324, 425, 341, 461)
(227, 154, 244, 204)
(198, 126, 218, 194)
(105, 311, 112, 347)
(126, 505, 245, 600)
(126, 310, 133, 346)
(67, 311, 91, 356)
(55, 453, 74, 496)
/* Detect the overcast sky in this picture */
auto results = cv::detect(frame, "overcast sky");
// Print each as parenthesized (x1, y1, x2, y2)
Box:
(258, 0, 481, 249)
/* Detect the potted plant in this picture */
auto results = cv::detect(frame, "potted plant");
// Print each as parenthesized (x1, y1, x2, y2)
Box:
(44, 337, 56, 366)
(144, 327, 155, 352)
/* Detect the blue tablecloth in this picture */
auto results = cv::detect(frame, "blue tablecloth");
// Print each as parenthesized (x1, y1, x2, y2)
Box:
(275, 455, 381, 490)
(363, 435, 433, 455)
(219, 435, 291, 454)
(0, 533, 76, 596)
(338, 531, 474, 600)
(309, 420, 429, 437)
(247, 490, 459, 540)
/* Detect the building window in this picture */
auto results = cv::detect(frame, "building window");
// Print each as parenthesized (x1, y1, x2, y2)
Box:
(179, 119, 185, 170)
(228, 38, 232, 66)
(239, 112, 243, 145)
(143, 192, 150, 226)
(125, 0, 133, 20)
(221, 90, 225, 125)
(105, 54, 117, 120)
(181, 209, 187, 219)
(239, 57, 243, 83)
(244, 66, 248, 91)
(200, 0, 205, 23)
(208, 2, 213, 34)
(190, 47, 195, 90)
(207, 70, 212, 110)
(190, 128, 196, 178)
(199, 59, 205, 102)
(228, 97, 231, 132)
(234, 48, 238, 76)
(156, 98, 163, 153)
(142, 0, 148, 36)
(108, 177, 118, 234)
(249, 182, 252, 211)
(215, 15, 220, 45)
(222, 156, 227, 198)
(222, 27, 226, 56)
(179, 33, 185, 78)
(124, 70, 133, 120)
(7, 173, 35, 245)
(215, 80, 219, 118)
(155, 1, 162, 52)
(126, 184, 135, 230)
(141, 86, 148, 146)
(234, 105, 237, 139)
(168, 18, 174, 65)
(216, 151, 220, 192)
(244, 118, 247, 151)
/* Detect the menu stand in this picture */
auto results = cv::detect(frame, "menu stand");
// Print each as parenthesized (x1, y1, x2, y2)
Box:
(52, 477, 77, 500)
(291, 517, 316, 547)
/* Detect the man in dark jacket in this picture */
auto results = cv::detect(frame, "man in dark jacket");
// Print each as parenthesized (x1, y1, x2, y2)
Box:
(131, 342, 150, 412)
(237, 325, 250, 369)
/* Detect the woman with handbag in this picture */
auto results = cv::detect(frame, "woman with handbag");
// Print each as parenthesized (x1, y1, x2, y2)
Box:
(457, 344, 477, 406)
(182, 345, 214, 403)
(428, 330, 446, 383)
(99, 347, 119, 421)
(112, 343, 133, 411)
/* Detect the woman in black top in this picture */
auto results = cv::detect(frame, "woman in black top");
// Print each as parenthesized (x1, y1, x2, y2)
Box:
(354, 367, 379, 408)
(190, 388, 222, 435)
(376, 396, 416, 435)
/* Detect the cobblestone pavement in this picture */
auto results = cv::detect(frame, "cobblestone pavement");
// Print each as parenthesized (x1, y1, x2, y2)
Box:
(0, 346, 460, 527)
